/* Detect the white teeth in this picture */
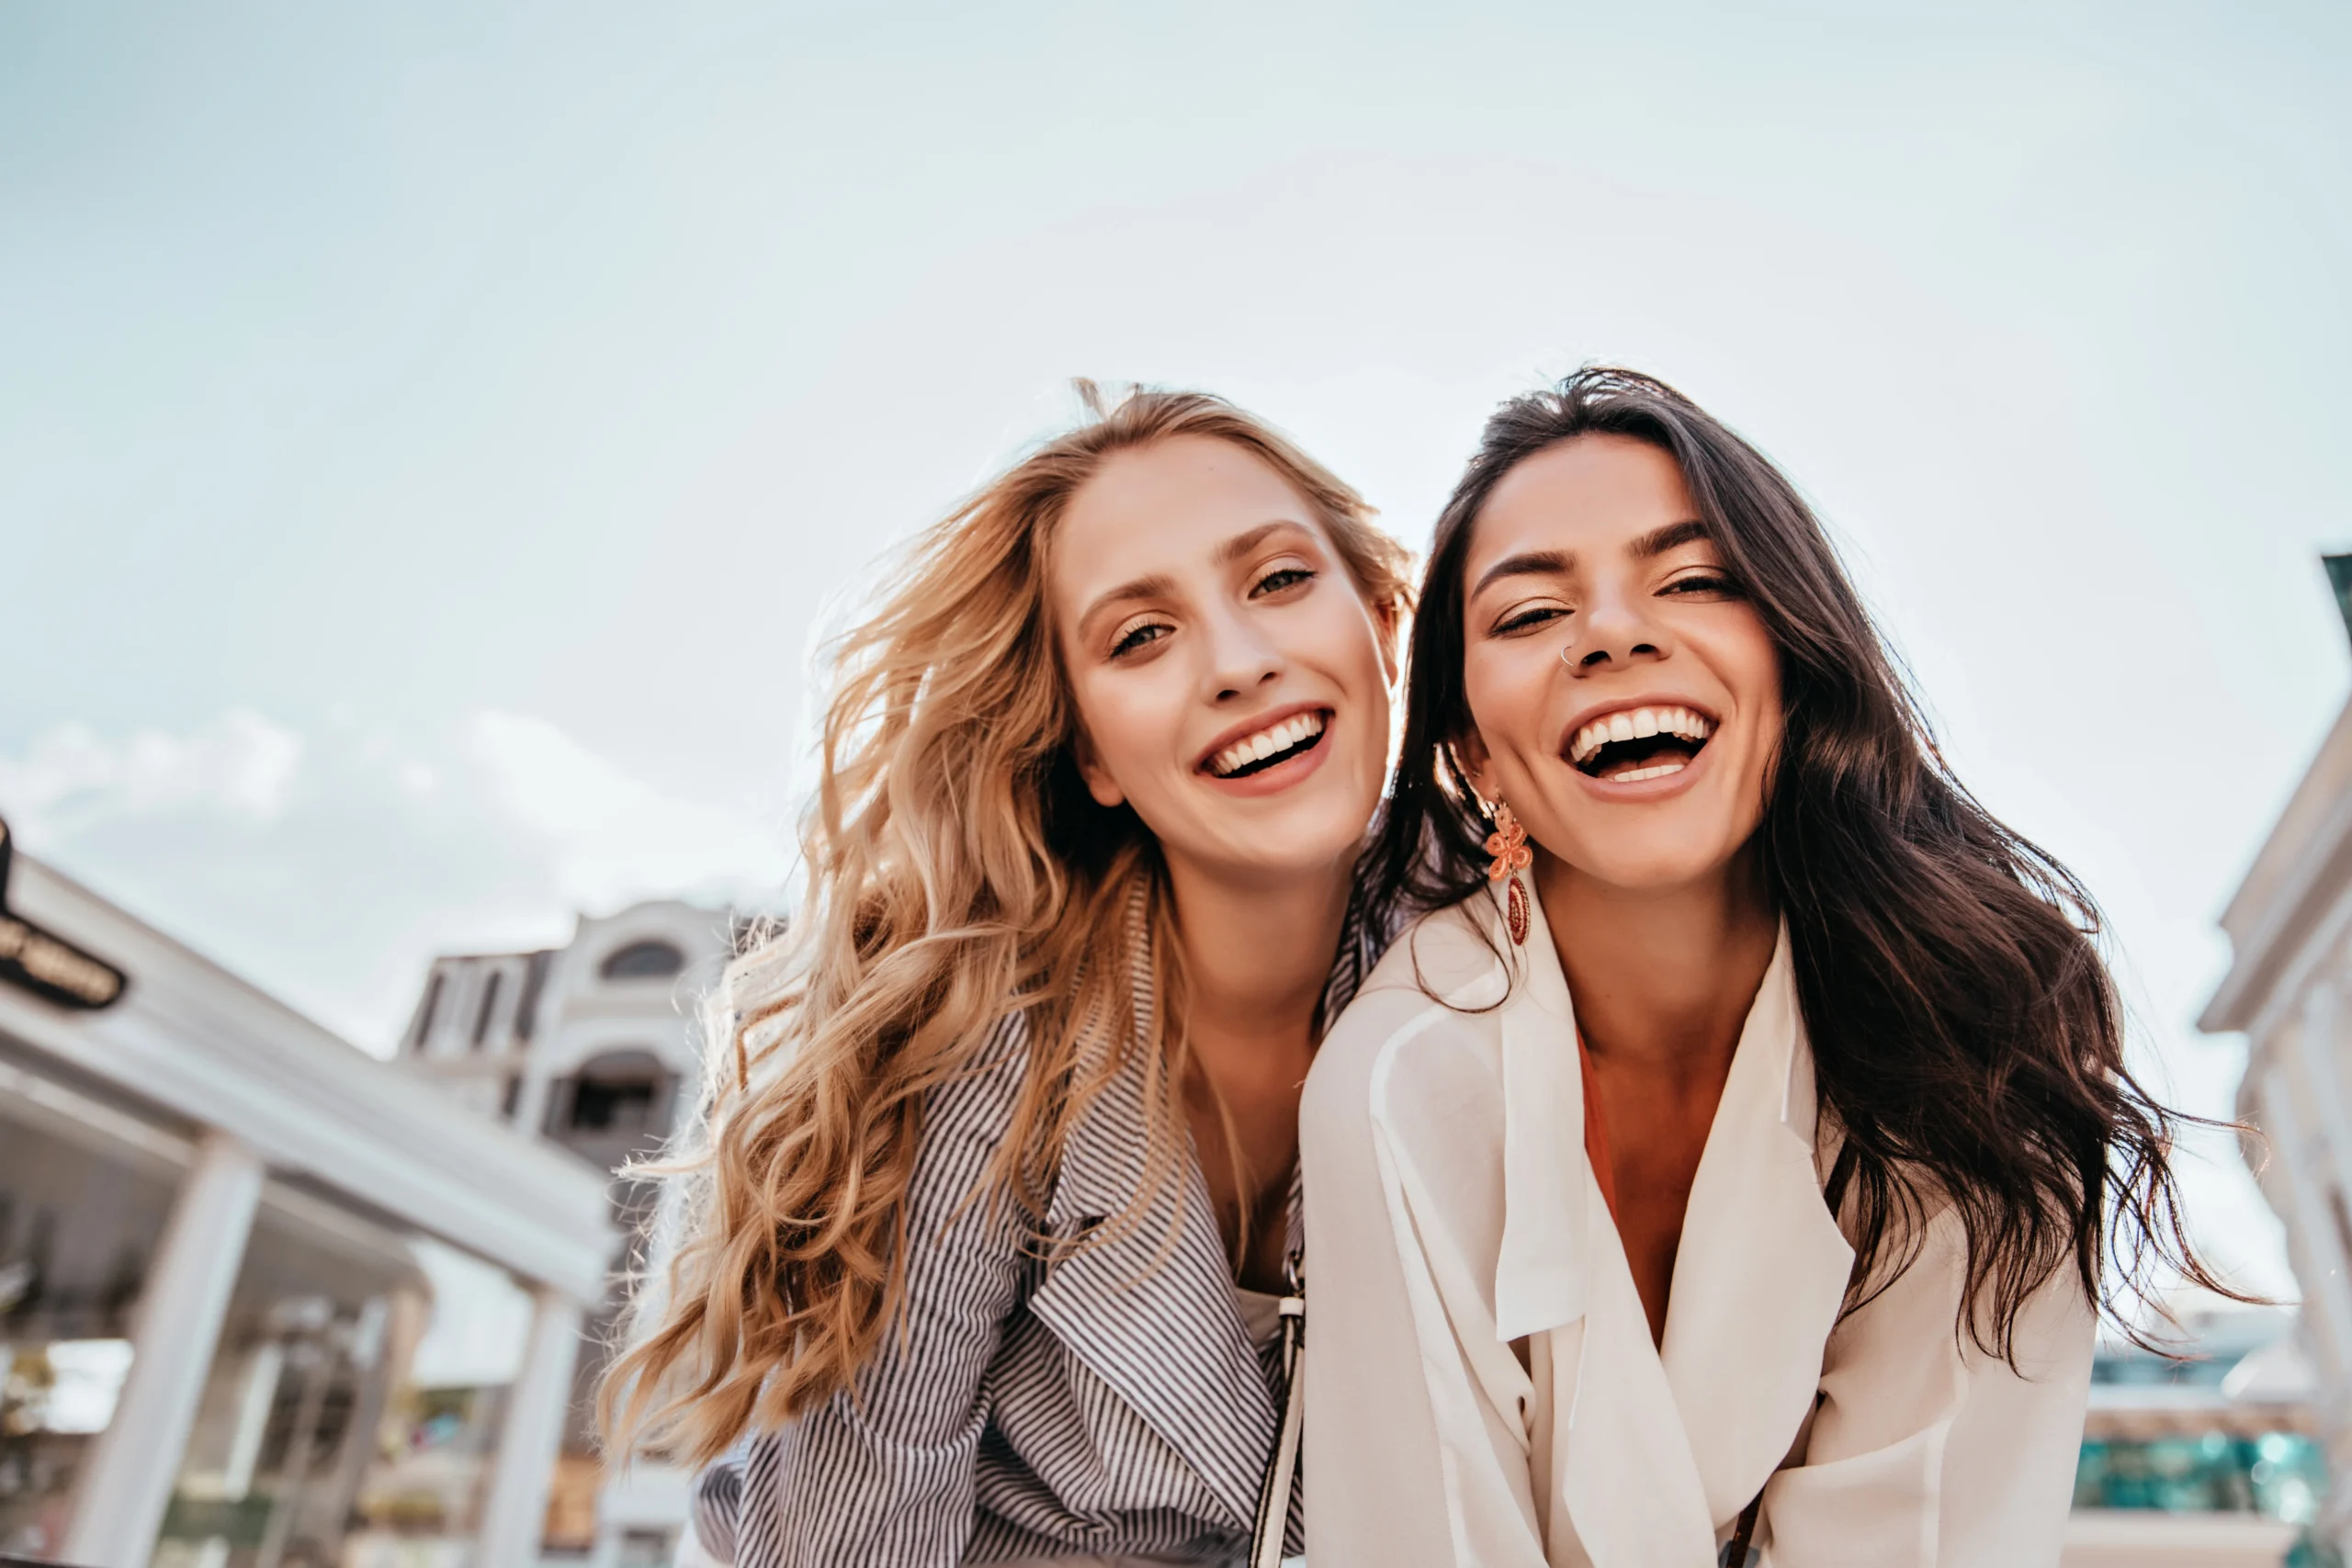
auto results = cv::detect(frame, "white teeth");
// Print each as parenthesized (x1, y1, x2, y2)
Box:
(1614, 761, 1688, 783)
(1567, 705, 1715, 769)
(1210, 712, 1328, 776)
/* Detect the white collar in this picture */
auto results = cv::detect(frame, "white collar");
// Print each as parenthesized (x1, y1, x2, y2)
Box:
(1467, 873, 1856, 1544)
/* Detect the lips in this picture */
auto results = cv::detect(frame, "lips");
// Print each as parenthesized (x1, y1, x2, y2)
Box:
(1204, 708, 1329, 778)
(1564, 702, 1716, 784)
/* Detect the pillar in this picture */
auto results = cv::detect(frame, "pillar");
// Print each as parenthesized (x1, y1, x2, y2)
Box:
(62, 1130, 266, 1568)
(2252, 1065, 2352, 1559)
(2297, 982, 2352, 1216)
(476, 1284, 585, 1567)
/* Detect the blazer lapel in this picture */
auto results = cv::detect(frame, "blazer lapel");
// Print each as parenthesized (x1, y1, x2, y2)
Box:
(1026, 913, 1277, 1532)
(1488, 879, 1719, 1565)
(1657, 932, 1855, 1527)
(1489, 875, 1591, 1344)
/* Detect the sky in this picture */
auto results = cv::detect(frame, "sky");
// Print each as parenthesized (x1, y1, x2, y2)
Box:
(5, 1, 2348, 1298)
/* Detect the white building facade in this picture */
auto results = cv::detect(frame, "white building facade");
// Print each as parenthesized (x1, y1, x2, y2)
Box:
(393, 900, 733, 1568)
(0, 824, 616, 1568)
(2203, 690, 2352, 1562)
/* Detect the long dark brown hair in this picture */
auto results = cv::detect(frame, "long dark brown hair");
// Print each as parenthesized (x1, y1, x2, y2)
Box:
(1374, 365, 2238, 1353)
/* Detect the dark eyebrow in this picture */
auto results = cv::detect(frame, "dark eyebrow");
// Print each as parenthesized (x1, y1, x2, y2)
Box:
(1469, 520, 1713, 602)
(1631, 519, 1713, 559)
(1469, 548, 1571, 600)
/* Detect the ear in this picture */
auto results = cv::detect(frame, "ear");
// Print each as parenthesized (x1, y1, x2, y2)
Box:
(1070, 728, 1127, 808)
(1448, 728, 1496, 808)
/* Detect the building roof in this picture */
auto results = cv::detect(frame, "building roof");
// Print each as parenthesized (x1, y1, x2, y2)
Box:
(2200, 693, 2352, 1033)
(0, 852, 616, 1303)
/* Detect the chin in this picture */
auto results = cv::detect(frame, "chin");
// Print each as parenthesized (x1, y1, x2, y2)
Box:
(1560, 831, 1747, 897)
(1204, 791, 1379, 880)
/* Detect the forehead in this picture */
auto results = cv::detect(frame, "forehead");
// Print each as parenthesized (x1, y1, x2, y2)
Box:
(1052, 434, 1318, 592)
(1467, 434, 1700, 577)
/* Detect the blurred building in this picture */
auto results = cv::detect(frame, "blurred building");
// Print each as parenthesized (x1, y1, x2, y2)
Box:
(0, 820, 616, 1568)
(2201, 569, 2352, 1563)
(392, 901, 732, 1568)
(2064, 1306, 2327, 1567)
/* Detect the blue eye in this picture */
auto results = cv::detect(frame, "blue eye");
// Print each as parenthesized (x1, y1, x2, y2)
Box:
(1253, 567, 1315, 597)
(1111, 622, 1170, 659)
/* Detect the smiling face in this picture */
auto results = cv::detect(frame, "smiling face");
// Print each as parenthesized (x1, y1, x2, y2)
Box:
(1051, 434, 1397, 888)
(1454, 434, 1781, 895)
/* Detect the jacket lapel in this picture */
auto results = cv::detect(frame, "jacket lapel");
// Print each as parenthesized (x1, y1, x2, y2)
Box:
(1025, 906, 1278, 1533)
(1657, 933, 1854, 1525)
(1487, 878, 1719, 1566)
(1496, 888, 1853, 1562)
(1489, 875, 1591, 1344)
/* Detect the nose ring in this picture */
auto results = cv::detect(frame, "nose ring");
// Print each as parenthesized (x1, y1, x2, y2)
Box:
(1559, 640, 1577, 666)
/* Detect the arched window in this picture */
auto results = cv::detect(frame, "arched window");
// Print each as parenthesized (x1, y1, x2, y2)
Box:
(599, 940, 684, 981)
(564, 1050, 668, 1134)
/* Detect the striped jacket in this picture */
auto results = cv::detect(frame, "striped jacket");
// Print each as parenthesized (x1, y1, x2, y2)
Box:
(692, 893, 1390, 1566)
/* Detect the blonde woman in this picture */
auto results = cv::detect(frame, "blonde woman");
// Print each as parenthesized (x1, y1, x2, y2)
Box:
(603, 386, 1411, 1568)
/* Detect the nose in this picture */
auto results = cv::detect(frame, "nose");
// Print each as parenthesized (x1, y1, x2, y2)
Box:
(1567, 581, 1670, 674)
(1201, 603, 1284, 702)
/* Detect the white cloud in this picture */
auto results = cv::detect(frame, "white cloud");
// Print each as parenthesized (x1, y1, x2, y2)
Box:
(463, 709, 793, 908)
(0, 709, 302, 834)
(0, 709, 791, 1053)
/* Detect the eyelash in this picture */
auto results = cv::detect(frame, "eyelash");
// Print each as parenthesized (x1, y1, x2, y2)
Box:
(1110, 619, 1171, 659)
(1494, 605, 1567, 636)
(1108, 566, 1316, 660)
(1489, 573, 1739, 636)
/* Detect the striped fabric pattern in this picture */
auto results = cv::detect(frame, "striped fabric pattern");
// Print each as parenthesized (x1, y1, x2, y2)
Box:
(692, 890, 1389, 1567)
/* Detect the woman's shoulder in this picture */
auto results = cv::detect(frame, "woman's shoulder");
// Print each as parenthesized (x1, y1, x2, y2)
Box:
(1303, 899, 1510, 1146)
(919, 1007, 1035, 1146)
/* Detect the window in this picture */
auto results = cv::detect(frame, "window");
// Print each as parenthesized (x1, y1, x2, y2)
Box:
(541, 1052, 674, 1172)
(512, 951, 550, 1043)
(470, 971, 503, 1052)
(408, 974, 443, 1054)
(598, 941, 684, 981)
(570, 1077, 658, 1134)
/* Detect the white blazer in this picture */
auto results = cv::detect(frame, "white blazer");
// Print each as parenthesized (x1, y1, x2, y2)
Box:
(1298, 877, 2095, 1568)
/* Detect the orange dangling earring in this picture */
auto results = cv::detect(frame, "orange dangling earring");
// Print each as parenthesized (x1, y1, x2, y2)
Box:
(1485, 800, 1532, 945)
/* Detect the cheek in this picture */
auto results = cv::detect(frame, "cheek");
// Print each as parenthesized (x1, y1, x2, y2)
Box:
(1731, 626, 1783, 744)
(1297, 594, 1387, 680)
(1461, 644, 1549, 754)
(1717, 621, 1784, 799)
(1069, 666, 1182, 788)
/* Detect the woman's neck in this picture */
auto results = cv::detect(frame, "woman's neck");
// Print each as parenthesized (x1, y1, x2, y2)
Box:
(1163, 852, 1356, 1286)
(1534, 848, 1778, 1079)
(1163, 852, 1355, 1066)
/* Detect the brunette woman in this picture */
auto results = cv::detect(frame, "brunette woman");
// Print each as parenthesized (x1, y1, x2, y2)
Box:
(1300, 368, 2226, 1567)
(602, 386, 1410, 1567)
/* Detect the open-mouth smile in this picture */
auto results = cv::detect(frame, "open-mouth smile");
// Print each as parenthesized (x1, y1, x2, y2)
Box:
(1566, 704, 1716, 784)
(1204, 708, 1330, 779)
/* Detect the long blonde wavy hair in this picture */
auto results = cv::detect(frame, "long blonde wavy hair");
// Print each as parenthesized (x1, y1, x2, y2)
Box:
(600, 384, 1411, 1467)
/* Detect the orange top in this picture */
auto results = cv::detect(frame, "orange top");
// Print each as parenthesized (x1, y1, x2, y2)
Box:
(1578, 1034, 1623, 1227)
